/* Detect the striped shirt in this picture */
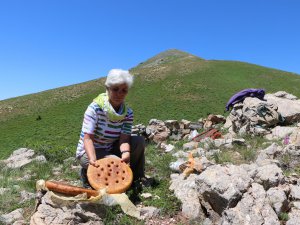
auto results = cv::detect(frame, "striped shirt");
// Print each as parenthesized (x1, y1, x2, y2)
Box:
(76, 101, 133, 158)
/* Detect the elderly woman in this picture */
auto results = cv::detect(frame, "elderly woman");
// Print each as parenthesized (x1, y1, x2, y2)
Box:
(76, 69, 145, 188)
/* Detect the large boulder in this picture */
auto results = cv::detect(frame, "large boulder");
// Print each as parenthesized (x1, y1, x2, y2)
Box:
(265, 92, 300, 124)
(221, 183, 280, 225)
(254, 164, 284, 190)
(225, 97, 280, 136)
(30, 192, 105, 225)
(267, 186, 289, 216)
(195, 164, 252, 215)
(169, 173, 205, 220)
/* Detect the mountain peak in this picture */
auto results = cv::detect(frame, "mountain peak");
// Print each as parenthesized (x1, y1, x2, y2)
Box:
(136, 49, 200, 69)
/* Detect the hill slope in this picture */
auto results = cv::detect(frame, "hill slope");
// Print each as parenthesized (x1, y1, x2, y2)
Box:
(1, 49, 300, 159)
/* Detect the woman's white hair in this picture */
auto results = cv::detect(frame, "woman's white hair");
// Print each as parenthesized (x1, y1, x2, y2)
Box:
(105, 69, 134, 88)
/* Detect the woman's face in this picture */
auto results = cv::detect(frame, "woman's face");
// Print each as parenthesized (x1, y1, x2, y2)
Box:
(107, 83, 129, 109)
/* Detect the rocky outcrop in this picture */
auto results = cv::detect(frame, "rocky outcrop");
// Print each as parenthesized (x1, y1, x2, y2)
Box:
(196, 164, 252, 215)
(221, 183, 280, 225)
(1, 148, 46, 168)
(169, 140, 300, 224)
(30, 192, 105, 225)
(225, 91, 300, 136)
(0, 208, 24, 225)
(265, 91, 300, 124)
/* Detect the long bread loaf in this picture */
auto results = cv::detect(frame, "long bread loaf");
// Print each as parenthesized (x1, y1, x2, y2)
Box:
(45, 180, 99, 198)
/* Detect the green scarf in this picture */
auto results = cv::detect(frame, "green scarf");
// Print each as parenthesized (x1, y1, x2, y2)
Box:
(93, 93, 127, 121)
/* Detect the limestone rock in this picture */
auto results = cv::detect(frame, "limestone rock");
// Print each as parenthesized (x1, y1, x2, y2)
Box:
(30, 192, 105, 225)
(267, 187, 289, 216)
(265, 93, 300, 124)
(170, 173, 205, 219)
(254, 164, 284, 190)
(287, 208, 300, 225)
(196, 164, 252, 215)
(0, 208, 24, 225)
(2, 148, 46, 168)
(221, 183, 280, 225)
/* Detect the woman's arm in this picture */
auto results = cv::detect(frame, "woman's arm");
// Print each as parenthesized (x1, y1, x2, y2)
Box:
(119, 133, 131, 163)
(83, 133, 99, 167)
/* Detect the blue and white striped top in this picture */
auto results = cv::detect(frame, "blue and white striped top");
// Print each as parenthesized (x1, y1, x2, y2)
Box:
(76, 101, 133, 158)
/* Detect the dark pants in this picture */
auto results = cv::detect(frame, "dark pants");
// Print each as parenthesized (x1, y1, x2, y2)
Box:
(79, 135, 145, 181)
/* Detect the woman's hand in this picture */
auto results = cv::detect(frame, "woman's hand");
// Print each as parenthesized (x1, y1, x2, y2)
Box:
(89, 158, 99, 167)
(121, 152, 130, 164)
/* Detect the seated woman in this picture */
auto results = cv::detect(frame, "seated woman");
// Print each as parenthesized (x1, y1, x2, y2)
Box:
(76, 69, 145, 188)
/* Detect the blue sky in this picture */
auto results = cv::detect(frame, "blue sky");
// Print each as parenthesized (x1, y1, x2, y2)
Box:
(0, 0, 299, 100)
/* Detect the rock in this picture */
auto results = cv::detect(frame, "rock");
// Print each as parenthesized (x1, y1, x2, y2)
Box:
(3, 148, 34, 168)
(164, 120, 180, 131)
(139, 206, 160, 219)
(239, 163, 258, 179)
(273, 91, 298, 100)
(20, 190, 36, 203)
(290, 128, 300, 146)
(182, 142, 198, 150)
(221, 183, 280, 225)
(169, 158, 186, 172)
(267, 187, 289, 216)
(35, 155, 47, 163)
(170, 173, 205, 219)
(12, 220, 26, 225)
(204, 114, 226, 129)
(160, 143, 175, 152)
(265, 126, 298, 140)
(189, 122, 203, 130)
(196, 164, 252, 215)
(255, 143, 282, 164)
(226, 96, 281, 135)
(30, 192, 105, 225)
(181, 119, 191, 129)
(153, 131, 170, 143)
(292, 201, 300, 210)
(0, 208, 24, 225)
(169, 133, 182, 141)
(0, 188, 9, 195)
(131, 124, 146, 136)
(265, 93, 300, 124)
(289, 185, 300, 201)
(254, 164, 284, 190)
(212, 138, 245, 148)
(287, 208, 300, 225)
(1, 148, 47, 168)
(172, 150, 189, 158)
(140, 193, 152, 199)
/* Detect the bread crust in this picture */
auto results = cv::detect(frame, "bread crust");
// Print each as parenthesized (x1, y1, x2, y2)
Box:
(87, 157, 133, 194)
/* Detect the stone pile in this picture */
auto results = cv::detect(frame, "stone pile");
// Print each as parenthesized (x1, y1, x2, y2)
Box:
(224, 91, 300, 137)
(132, 115, 225, 144)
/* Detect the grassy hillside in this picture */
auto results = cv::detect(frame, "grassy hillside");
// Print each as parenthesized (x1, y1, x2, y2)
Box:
(1, 49, 300, 160)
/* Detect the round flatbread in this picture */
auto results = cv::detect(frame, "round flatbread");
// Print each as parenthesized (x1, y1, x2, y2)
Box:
(87, 157, 133, 194)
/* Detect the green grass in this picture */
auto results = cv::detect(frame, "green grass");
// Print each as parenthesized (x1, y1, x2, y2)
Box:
(210, 135, 265, 165)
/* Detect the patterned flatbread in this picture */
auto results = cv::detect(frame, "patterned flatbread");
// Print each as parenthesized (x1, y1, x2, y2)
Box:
(87, 157, 133, 194)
